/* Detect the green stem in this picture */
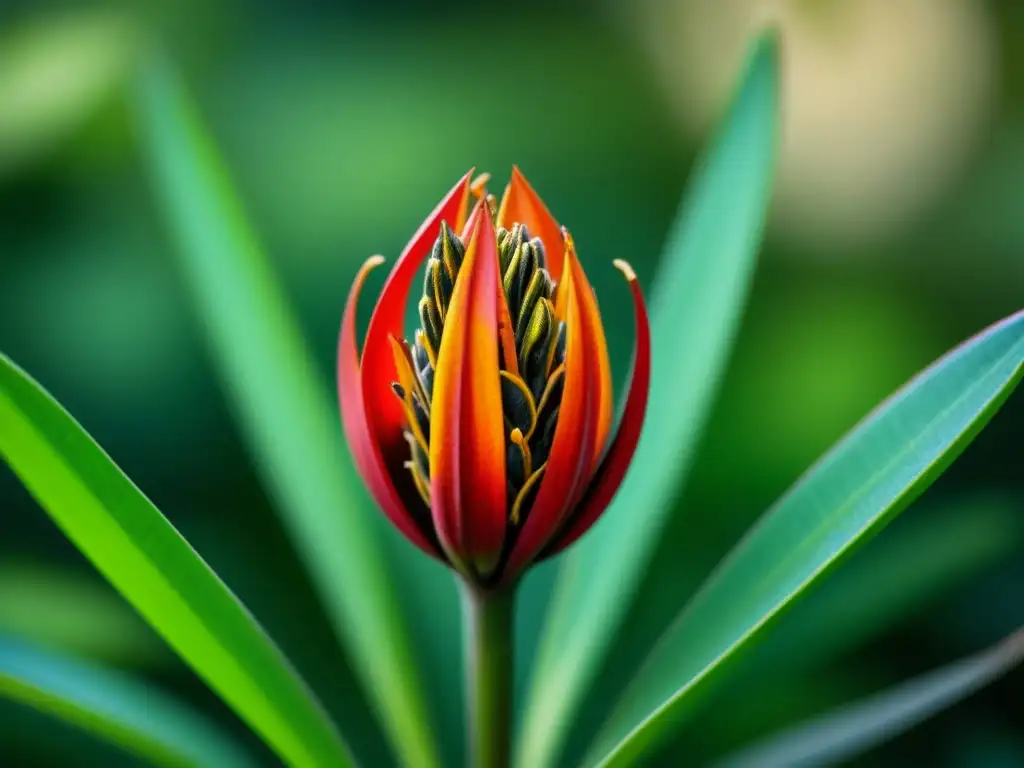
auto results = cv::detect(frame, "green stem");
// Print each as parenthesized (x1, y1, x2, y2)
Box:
(462, 581, 515, 768)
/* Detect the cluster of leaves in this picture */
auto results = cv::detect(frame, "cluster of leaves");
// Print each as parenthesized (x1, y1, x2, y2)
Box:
(1, 31, 1023, 767)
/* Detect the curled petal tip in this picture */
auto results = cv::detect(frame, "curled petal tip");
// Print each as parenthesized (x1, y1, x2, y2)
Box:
(613, 259, 637, 281)
(346, 173, 474, 558)
(542, 263, 651, 558)
(349, 256, 387, 298)
(338, 252, 436, 557)
(470, 172, 491, 198)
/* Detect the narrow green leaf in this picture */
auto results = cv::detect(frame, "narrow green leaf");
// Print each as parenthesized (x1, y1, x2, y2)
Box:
(0, 354, 352, 768)
(666, 500, 1020, 758)
(0, 561, 168, 667)
(132, 55, 440, 768)
(749, 499, 1021, 676)
(0, 636, 254, 768)
(714, 629, 1024, 768)
(518, 31, 780, 768)
(588, 309, 1024, 766)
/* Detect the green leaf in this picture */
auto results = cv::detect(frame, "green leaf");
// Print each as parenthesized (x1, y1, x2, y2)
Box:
(0, 561, 168, 667)
(587, 309, 1024, 766)
(132, 55, 440, 768)
(748, 498, 1021, 676)
(0, 354, 352, 768)
(0, 636, 254, 768)
(714, 629, 1024, 768)
(518, 30, 780, 768)
(665, 499, 1021, 759)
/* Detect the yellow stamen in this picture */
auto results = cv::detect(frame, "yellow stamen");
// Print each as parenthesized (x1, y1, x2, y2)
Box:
(396, 337, 431, 415)
(537, 363, 565, 418)
(404, 459, 431, 506)
(510, 427, 533, 479)
(389, 336, 430, 453)
(511, 463, 547, 525)
(499, 370, 538, 440)
(416, 329, 437, 368)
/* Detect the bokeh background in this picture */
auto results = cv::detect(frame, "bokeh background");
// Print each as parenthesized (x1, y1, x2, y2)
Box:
(1, 0, 1022, 765)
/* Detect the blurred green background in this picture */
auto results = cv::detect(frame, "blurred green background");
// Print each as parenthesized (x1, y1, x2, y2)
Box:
(1, 0, 1022, 765)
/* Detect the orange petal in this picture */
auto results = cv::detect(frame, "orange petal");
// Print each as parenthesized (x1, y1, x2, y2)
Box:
(460, 197, 485, 242)
(496, 277, 520, 379)
(496, 166, 566, 283)
(470, 172, 492, 200)
(544, 260, 651, 556)
(564, 232, 613, 466)
(429, 205, 508, 577)
(388, 336, 429, 451)
(357, 171, 473, 530)
(502, 258, 597, 580)
(466, 198, 520, 376)
(338, 256, 436, 556)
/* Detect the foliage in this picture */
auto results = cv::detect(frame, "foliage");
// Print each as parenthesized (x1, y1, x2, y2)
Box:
(1, 28, 1022, 768)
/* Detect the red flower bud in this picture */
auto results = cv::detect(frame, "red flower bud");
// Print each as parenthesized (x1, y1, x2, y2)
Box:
(338, 168, 650, 587)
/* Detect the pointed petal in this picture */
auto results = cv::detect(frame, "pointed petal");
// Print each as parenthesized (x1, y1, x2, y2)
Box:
(459, 199, 520, 376)
(429, 207, 508, 577)
(496, 166, 566, 283)
(564, 233, 613, 465)
(502, 259, 597, 580)
(544, 260, 651, 556)
(358, 172, 473, 526)
(459, 196, 485, 242)
(338, 256, 436, 555)
(496, 274, 520, 379)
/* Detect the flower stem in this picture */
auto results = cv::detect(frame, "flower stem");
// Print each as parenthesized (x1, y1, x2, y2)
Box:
(462, 581, 515, 768)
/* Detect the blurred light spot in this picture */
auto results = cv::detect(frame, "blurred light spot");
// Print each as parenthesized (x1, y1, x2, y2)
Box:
(631, 0, 997, 253)
(0, 10, 136, 179)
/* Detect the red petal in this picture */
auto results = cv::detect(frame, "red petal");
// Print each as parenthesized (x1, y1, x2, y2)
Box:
(496, 166, 566, 283)
(502, 251, 597, 580)
(338, 256, 436, 555)
(358, 172, 473, 532)
(429, 206, 508, 577)
(545, 260, 651, 556)
(564, 234, 613, 467)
